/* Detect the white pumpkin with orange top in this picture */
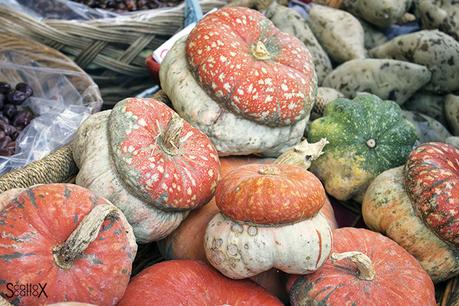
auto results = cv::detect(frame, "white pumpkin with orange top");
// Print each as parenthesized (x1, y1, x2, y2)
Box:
(205, 163, 332, 279)
(160, 7, 318, 156)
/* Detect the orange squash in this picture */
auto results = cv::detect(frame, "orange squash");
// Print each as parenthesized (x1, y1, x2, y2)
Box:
(289, 228, 436, 306)
(117, 260, 282, 306)
(0, 184, 137, 306)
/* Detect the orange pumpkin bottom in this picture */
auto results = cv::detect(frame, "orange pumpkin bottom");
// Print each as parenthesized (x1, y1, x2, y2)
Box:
(289, 228, 436, 306)
(157, 156, 337, 301)
(118, 260, 282, 306)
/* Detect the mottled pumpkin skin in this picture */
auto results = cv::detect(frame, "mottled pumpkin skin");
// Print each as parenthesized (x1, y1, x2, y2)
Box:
(290, 228, 436, 306)
(404, 142, 459, 247)
(363, 167, 459, 282)
(158, 156, 273, 261)
(186, 7, 317, 127)
(216, 164, 326, 224)
(109, 98, 220, 211)
(0, 184, 137, 306)
(309, 94, 417, 201)
(160, 29, 308, 157)
(157, 157, 337, 301)
(205, 213, 332, 279)
(73, 111, 187, 243)
(118, 260, 282, 306)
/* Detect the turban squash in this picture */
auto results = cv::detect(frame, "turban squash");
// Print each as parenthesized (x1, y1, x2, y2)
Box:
(160, 7, 317, 157)
(289, 228, 436, 306)
(73, 98, 220, 243)
(205, 162, 332, 279)
(308, 93, 417, 202)
(363, 142, 459, 282)
(158, 140, 336, 299)
(0, 184, 136, 306)
(117, 260, 282, 306)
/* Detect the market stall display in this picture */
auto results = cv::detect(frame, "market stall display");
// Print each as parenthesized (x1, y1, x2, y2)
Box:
(0, 0, 458, 305)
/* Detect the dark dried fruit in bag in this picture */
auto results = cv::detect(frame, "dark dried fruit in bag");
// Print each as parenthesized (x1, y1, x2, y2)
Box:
(0, 94, 4, 110)
(0, 81, 35, 156)
(15, 82, 33, 98)
(70, 0, 178, 11)
(0, 136, 12, 149)
(7, 90, 27, 105)
(3, 104, 17, 119)
(12, 110, 34, 128)
(0, 82, 11, 94)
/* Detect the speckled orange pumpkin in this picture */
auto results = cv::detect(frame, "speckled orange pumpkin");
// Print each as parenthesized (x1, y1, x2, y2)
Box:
(0, 184, 137, 306)
(404, 142, 459, 246)
(160, 7, 317, 156)
(216, 164, 326, 224)
(73, 98, 220, 243)
(186, 7, 316, 127)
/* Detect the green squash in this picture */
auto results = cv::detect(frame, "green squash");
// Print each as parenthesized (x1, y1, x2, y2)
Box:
(308, 94, 418, 202)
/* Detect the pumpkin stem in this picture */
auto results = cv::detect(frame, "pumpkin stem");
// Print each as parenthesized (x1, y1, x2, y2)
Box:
(366, 139, 376, 148)
(53, 204, 120, 270)
(331, 251, 376, 281)
(258, 166, 281, 175)
(274, 138, 329, 169)
(160, 114, 184, 155)
(252, 41, 271, 60)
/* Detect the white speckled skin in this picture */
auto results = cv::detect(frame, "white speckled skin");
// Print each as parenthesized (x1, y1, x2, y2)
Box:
(160, 37, 308, 157)
(72, 111, 188, 244)
(204, 212, 332, 279)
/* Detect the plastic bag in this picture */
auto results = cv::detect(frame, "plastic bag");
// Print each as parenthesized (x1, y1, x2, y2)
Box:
(0, 49, 100, 175)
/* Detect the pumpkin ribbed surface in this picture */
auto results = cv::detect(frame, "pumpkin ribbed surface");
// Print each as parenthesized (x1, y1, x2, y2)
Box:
(308, 94, 418, 201)
(0, 184, 136, 306)
(109, 98, 220, 211)
(117, 260, 282, 306)
(186, 7, 317, 127)
(404, 142, 459, 246)
(216, 164, 326, 224)
(290, 228, 436, 306)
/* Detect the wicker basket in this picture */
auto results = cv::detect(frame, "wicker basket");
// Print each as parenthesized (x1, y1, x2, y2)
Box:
(0, 0, 225, 107)
(0, 33, 102, 112)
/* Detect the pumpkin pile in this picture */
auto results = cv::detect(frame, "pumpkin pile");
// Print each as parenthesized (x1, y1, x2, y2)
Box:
(1, 1, 459, 305)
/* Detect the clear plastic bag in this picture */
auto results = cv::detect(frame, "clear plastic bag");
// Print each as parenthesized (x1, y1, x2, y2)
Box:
(0, 48, 101, 175)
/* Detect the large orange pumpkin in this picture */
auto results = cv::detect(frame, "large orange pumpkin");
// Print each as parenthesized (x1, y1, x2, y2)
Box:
(117, 260, 282, 306)
(289, 228, 436, 306)
(0, 184, 137, 306)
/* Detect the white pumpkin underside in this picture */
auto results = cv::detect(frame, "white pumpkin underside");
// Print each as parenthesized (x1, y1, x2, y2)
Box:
(204, 212, 332, 279)
(72, 111, 187, 244)
(160, 36, 308, 157)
